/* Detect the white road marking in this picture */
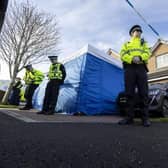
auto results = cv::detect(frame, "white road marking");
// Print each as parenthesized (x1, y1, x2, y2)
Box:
(0, 110, 37, 123)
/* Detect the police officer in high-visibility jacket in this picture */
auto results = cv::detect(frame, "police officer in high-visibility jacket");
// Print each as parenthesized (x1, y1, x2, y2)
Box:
(118, 25, 151, 127)
(37, 56, 66, 115)
(20, 64, 44, 110)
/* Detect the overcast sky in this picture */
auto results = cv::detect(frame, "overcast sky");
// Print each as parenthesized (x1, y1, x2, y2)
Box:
(28, 0, 168, 55)
(1, 0, 168, 79)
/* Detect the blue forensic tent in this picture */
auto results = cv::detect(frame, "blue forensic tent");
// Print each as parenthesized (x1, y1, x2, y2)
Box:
(33, 44, 124, 115)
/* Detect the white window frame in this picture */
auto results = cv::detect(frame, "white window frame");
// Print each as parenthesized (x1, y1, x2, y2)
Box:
(156, 53, 168, 69)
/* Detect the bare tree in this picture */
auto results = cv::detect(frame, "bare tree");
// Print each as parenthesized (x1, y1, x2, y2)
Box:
(0, 0, 60, 104)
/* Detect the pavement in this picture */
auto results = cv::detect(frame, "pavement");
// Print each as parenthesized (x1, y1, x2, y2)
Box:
(0, 108, 168, 168)
(0, 108, 122, 123)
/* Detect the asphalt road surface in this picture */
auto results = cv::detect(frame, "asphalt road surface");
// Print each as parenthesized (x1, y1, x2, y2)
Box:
(0, 112, 168, 168)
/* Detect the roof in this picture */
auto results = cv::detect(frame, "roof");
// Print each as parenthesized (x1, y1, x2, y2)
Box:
(60, 44, 123, 68)
(151, 38, 168, 53)
(148, 68, 168, 82)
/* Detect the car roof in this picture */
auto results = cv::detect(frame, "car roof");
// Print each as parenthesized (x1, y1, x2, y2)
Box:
(149, 83, 168, 89)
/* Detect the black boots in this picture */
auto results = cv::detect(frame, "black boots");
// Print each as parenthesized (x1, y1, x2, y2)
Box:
(36, 110, 55, 115)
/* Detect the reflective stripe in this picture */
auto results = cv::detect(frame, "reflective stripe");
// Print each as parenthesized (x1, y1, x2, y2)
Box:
(121, 49, 149, 57)
(128, 48, 144, 52)
(121, 50, 130, 57)
(142, 51, 150, 54)
(48, 63, 63, 80)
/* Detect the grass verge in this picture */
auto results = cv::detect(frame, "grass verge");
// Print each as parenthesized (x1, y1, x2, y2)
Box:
(0, 104, 18, 109)
(135, 117, 168, 123)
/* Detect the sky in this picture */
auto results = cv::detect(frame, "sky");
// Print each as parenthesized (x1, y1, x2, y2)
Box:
(0, 0, 168, 79)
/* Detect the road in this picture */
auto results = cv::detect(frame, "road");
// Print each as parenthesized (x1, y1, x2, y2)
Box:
(0, 111, 168, 168)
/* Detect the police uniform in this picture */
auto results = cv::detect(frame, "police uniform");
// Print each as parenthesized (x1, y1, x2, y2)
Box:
(20, 65, 44, 110)
(118, 25, 151, 127)
(9, 78, 23, 105)
(37, 56, 66, 115)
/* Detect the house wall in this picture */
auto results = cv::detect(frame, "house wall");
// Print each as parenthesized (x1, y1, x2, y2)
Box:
(148, 43, 168, 84)
(148, 43, 168, 72)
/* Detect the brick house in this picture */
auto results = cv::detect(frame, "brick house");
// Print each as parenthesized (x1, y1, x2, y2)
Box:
(148, 39, 168, 84)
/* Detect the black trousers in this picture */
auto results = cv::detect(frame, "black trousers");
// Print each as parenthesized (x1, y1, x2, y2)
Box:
(9, 88, 21, 105)
(124, 64, 149, 120)
(24, 84, 39, 108)
(42, 80, 61, 112)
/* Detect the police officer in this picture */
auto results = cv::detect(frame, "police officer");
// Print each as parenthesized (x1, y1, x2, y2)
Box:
(37, 56, 66, 115)
(118, 25, 151, 127)
(20, 64, 44, 110)
(9, 77, 23, 105)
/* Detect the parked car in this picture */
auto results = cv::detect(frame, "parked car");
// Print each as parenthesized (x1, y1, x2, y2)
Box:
(116, 83, 168, 117)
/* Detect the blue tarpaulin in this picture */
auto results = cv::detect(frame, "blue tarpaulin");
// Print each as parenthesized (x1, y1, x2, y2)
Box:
(33, 44, 124, 115)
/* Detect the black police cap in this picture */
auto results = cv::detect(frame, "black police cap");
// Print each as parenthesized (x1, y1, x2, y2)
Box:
(129, 25, 142, 35)
(48, 56, 58, 60)
(24, 64, 32, 69)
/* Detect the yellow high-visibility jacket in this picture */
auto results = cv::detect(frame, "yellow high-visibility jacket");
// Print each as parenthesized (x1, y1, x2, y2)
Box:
(120, 37, 151, 64)
(48, 63, 63, 80)
(23, 69, 44, 85)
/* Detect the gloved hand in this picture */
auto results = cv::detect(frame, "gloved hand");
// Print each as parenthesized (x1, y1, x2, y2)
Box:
(132, 56, 141, 64)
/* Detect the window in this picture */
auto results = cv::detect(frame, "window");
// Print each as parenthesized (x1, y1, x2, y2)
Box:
(156, 54, 168, 69)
